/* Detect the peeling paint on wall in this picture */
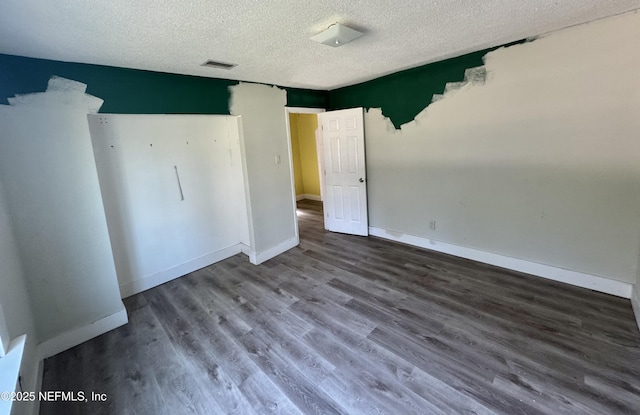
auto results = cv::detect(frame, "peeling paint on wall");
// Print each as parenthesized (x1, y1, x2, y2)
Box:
(362, 11, 640, 284)
(393, 64, 491, 132)
(0, 54, 327, 114)
(328, 40, 526, 129)
(431, 66, 486, 103)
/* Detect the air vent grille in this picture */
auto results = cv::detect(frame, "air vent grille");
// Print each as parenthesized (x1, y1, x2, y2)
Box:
(201, 60, 237, 70)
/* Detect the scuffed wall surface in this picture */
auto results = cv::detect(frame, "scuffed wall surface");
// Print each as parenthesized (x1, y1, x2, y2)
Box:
(230, 83, 297, 253)
(365, 11, 640, 283)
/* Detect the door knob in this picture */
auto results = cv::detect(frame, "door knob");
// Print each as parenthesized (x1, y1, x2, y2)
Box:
(359, 178, 364, 183)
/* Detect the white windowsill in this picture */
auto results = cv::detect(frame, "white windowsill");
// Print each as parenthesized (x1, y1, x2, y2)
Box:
(0, 334, 26, 415)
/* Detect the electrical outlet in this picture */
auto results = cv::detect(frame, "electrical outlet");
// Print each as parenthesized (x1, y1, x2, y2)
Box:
(430, 220, 436, 230)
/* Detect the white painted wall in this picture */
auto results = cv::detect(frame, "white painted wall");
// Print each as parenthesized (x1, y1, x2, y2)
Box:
(230, 83, 298, 260)
(365, 12, 640, 286)
(0, 181, 38, 415)
(0, 306, 9, 357)
(0, 105, 125, 344)
(88, 114, 249, 297)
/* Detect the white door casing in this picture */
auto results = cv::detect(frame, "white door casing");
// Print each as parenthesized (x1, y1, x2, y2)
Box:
(319, 108, 368, 236)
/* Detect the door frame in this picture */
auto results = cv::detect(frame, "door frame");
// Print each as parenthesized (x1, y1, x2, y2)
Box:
(284, 106, 325, 239)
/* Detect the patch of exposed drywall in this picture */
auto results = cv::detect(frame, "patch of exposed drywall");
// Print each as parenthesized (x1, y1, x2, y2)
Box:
(8, 75, 103, 112)
(364, 11, 640, 284)
(229, 82, 297, 256)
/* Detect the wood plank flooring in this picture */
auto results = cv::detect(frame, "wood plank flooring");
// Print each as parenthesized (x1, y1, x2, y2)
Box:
(40, 199, 640, 414)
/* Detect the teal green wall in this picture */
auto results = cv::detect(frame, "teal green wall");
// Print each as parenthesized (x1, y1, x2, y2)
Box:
(0, 54, 327, 113)
(287, 87, 328, 109)
(1, 43, 525, 121)
(328, 42, 524, 128)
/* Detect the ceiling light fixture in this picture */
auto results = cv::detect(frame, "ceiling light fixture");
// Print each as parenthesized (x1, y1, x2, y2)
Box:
(310, 23, 364, 47)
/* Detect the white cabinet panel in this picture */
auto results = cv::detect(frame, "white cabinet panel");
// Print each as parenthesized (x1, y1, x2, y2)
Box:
(89, 114, 249, 297)
(0, 107, 124, 342)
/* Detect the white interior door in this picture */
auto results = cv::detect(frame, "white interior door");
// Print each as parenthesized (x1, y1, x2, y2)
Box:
(318, 108, 368, 236)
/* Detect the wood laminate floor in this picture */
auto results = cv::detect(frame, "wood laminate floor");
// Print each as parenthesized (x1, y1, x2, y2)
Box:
(41, 200, 640, 414)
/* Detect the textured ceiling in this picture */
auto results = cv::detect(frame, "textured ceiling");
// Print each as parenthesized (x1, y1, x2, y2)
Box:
(1, 1, 639, 90)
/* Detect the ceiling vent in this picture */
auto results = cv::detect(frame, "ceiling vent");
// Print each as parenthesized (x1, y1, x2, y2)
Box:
(201, 60, 237, 70)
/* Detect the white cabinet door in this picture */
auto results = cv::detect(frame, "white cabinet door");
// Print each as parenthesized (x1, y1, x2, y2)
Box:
(89, 114, 247, 297)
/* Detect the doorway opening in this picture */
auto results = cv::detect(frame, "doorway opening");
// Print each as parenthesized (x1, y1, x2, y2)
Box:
(285, 107, 325, 234)
(285, 107, 368, 241)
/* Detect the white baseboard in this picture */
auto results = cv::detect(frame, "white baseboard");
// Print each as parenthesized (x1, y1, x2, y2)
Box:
(631, 284, 640, 333)
(296, 194, 321, 202)
(304, 194, 321, 201)
(240, 243, 257, 264)
(118, 244, 243, 298)
(369, 227, 632, 299)
(249, 237, 299, 265)
(37, 307, 128, 360)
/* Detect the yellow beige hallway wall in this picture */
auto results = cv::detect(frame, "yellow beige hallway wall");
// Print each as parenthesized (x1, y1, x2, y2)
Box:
(296, 114, 320, 197)
(289, 113, 320, 198)
(289, 114, 304, 196)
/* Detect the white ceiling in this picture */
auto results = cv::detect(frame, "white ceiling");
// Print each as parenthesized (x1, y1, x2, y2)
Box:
(1, 1, 639, 90)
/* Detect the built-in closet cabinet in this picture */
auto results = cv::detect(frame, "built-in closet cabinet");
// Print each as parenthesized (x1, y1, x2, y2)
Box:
(88, 114, 250, 298)
(0, 105, 126, 348)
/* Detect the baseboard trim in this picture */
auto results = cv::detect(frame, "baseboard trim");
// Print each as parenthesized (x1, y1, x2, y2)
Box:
(240, 243, 257, 264)
(296, 194, 321, 202)
(118, 244, 243, 298)
(631, 284, 640, 333)
(369, 227, 632, 299)
(37, 307, 128, 360)
(249, 237, 299, 265)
